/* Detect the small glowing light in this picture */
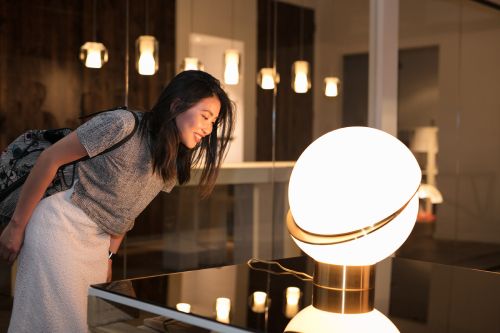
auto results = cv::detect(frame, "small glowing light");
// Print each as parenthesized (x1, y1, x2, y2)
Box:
(418, 183, 443, 204)
(257, 67, 279, 90)
(176, 303, 191, 313)
(224, 49, 240, 85)
(292, 61, 311, 93)
(251, 291, 267, 313)
(136, 35, 159, 75)
(285, 287, 301, 318)
(80, 42, 108, 69)
(215, 297, 231, 323)
(181, 57, 204, 71)
(324, 77, 340, 97)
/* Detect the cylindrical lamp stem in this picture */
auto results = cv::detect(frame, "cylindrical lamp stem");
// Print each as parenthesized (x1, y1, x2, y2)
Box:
(313, 262, 375, 314)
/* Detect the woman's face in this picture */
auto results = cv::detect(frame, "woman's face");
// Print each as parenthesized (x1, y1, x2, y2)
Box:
(175, 96, 221, 149)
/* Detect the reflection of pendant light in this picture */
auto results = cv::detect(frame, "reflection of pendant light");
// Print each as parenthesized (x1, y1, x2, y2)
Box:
(181, 0, 204, 72)
(80, 0, 108, 69)
(224, 0, 240, 85)
(292, 5, 310, 93)
(285, 127, 421, 333)
(257, 0, 279, 89)
(136, 0, 159, 76)
(215, 297, 231, 324)
(324, 77, 340, 97)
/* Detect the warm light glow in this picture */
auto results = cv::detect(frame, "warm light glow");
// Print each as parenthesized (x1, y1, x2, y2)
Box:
(251, 291, 267, 313)
(215, 297, 231, 323)
(285, 287, 301, 318)
(285, 306, 399, 333)
(418, 183, 443, 204)
(181, 57, 204, 71)
(79, 42, 108, 69)
(257, 67, 279, 90)
(176, 303, 191, 313)
(410, 126, 438, 153)
(224, 49, 240, 85)
(136, 35, 159, 75)
(288, 127, 421, 266)
(292, 61, 311, 93)
(324, 77, 339, 97)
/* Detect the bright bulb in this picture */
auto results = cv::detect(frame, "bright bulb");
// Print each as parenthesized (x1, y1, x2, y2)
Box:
(176, 303, 191, 313)
(224, 49, 240, 85)
(258, 68, 278, 90)
(138, 52, 155, 75)
(324, 77, 339, 97)
(80, 42, 108, 69)
(251, 291, 267, 313)
(136, 35, 158, 75)
(182, 57, 203, 71)
(215, 297, 231, 323)
(285, 287, 301, 318)
(292, 61, 310, 93)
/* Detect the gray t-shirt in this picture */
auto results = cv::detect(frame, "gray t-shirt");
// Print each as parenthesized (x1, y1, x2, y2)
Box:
(72, 109, 175, 235)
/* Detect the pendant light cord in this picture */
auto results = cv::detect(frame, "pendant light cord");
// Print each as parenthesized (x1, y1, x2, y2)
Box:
(92, 0, 97, 41)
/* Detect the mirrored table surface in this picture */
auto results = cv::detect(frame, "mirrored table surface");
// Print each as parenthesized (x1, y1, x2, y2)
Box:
(88, 256, 500, 333)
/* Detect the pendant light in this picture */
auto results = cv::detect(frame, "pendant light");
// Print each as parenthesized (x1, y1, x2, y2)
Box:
(136, 0, 159, 76)
(80, 0, 108, 69)
(181, 0, 204, 72)
(224, 0, 240, 85)
(292, 5, 311, 93)
(257, 0, 279, 90)
(324, 77, 340, 97)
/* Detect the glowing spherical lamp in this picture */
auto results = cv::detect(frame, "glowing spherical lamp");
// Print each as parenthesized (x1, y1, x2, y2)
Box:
(284, 126, 421, 333)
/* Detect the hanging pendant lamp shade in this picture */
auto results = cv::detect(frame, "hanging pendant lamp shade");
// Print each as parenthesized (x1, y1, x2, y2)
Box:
(224, 49, 240, 85)
(181, 57, 204, 71)
(292, 60, 311, 93)
(324, 77, 340, 97)
(80, 42, 108, 69)
(257, 67, 280, 90)
(136, 35, 159, 75)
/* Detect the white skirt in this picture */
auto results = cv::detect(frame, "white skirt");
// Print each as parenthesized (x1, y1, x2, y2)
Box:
(8, 187, 110, 333)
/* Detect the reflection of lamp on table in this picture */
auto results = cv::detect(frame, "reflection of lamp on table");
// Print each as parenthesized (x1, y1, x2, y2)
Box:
(284, 127, 421, 332)
(410, 126, 442, 222)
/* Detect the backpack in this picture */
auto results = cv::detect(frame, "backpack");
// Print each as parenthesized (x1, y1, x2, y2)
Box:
(0, 107, 138, 226)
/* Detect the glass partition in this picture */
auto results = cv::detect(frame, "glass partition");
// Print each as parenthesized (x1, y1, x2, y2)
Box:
(3, 1, 499, 330)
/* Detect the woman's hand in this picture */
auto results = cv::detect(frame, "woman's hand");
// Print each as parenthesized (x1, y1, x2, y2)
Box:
(0, 221, 26, 264)
(106, 259, 113, 282)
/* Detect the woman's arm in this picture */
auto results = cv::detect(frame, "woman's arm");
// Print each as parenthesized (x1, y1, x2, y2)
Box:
(107, 233, 125, 282)
(0, 131, 88, 264)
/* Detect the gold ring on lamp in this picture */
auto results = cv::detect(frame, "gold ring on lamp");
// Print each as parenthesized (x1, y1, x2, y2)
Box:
(286, 187, 420, 246)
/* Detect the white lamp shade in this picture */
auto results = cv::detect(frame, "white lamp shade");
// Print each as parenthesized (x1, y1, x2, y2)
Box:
(324, 77, 339, 97)
(257, 67, 279, 90)
(224, 49, 240, 85)
(182, 57, 204, 71)
(418, 183, 443, 204)
(288, 127, 421, 266)
(292, 60, 311, 93)
(80, 42, 108, 68)
(285, 306, 399, 333)
(410, 126, 438, 153)
(136, 35, 159, 75)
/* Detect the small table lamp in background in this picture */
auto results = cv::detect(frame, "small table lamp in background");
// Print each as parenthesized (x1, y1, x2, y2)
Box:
(410, 126, 441, 222)
(284, 127, 421, 333)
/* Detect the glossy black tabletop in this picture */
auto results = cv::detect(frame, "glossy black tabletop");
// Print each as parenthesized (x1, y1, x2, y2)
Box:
(90, 256, 500, 333)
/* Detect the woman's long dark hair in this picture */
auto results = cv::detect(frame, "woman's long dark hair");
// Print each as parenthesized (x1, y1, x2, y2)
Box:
(140, 70, 235, 197)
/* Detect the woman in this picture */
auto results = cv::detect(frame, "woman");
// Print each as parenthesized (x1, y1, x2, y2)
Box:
(0, 70, 235, 332)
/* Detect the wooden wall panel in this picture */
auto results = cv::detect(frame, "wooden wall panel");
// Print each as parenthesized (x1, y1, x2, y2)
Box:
(256, 0, 314, 161)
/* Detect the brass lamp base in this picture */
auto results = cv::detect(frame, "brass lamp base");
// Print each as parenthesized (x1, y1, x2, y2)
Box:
(313, 262, 375, 314)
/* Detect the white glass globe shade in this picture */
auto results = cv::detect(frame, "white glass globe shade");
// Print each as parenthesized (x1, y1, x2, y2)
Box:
(288, 127, 421, 266)
(285, 305, 399, 333)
